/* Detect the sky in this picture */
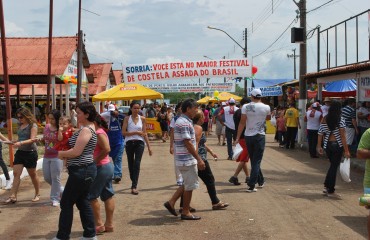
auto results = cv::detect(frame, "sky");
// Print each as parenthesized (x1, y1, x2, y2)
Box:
(3, 0, 370, 84)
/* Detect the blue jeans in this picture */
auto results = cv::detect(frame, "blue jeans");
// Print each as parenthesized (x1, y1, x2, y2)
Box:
(324, 142, 343, 193)
(57, 163, 97, 240)
(111, 143, 125, 178)
(125, 140, 145, 189)
(225, 127, 236, 158)
(245, 134, 265, 189)
(88, 162, 114, 201)
(307, 129, 319, 157)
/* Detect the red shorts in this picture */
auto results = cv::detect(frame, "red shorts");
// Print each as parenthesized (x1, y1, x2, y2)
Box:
(237, 138, 249, 162)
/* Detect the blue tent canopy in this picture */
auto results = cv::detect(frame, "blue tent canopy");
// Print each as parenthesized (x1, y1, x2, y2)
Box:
(252, 79, 291, 88)
(324, 79, 357, 92)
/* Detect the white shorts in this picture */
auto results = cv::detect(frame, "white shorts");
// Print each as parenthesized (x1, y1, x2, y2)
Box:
(345, 127, 355, 145)
(178, 164, 199, 191)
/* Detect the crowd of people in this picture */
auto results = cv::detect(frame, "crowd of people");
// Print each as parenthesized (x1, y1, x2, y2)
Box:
(1, 93, 370, 237)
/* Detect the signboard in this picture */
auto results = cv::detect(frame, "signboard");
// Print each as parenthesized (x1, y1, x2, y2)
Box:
(123, 58, 251, 83)
(359, 76, 370, 101)
(248, 86, 283, 97)
(146, 118, 161, 134)
(63, 52, 88, 98)
(142, 82, 235, 93)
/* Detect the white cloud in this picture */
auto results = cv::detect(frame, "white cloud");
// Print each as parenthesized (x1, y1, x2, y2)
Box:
(5, 21, 26, 36)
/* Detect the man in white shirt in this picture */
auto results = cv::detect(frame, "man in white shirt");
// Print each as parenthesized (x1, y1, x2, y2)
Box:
(235, 89, 271, 192)
(219, 98, 239, 160)
(321, 97, 331, 117)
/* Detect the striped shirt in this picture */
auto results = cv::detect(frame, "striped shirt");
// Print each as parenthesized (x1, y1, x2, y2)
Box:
(341, 105, 356, 128)
(318, 117, 346, 149)
(67, 126, 97, 167)
(174, 114, 197, 166)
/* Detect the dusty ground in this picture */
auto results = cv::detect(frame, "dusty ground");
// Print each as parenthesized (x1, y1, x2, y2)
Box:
(0, 134, 368, 240)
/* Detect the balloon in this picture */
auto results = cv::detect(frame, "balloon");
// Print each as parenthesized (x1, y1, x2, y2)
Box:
(214, 91, 219, 97)
(252, 66, 258, 75)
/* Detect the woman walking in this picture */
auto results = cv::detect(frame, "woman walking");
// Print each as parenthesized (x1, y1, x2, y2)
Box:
(54, 101, 98, 240)
(42, 109, 64, 207)
(122, 101, 152, 195)
(317, 101, 350, 197)
(4, 108, 40, 204)
(193, 109, 229, 210)
(88, 115, 115, 234)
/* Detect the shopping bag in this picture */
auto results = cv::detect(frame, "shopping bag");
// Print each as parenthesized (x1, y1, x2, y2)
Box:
(270, 116, 276, 127)
(232, 143, 243, 160)
(339, 157, 351, 183)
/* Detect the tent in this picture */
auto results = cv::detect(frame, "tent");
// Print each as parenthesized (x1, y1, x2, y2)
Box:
(92, 83, 163, 102)
(208, 92, 242, 102)
(197, 96, 211, 104)
(307, 79, 356, 98)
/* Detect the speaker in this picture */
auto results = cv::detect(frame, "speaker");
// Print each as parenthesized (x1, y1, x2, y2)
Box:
(291, 27, 304, 43)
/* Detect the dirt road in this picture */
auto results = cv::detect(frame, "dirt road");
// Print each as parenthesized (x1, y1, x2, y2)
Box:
(0, 134, 367, 240)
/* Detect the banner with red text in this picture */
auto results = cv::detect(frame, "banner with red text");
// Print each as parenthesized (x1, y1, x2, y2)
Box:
(146, 118, 161, 134)
(123, 58, 251, 83)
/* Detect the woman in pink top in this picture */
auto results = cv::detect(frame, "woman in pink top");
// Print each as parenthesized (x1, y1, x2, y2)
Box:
(88, 115, 115, 234)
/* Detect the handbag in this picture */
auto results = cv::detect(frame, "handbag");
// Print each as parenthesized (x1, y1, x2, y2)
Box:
(232, 143, 243, 160)
(339, 157, 351, 183)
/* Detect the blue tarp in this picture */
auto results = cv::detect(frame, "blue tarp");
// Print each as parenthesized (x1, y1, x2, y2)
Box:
(252, 79, 291, 88)
(324, 79, 357, 92)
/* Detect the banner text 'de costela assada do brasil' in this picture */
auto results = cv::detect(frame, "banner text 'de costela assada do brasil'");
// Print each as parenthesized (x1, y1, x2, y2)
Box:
(123, 58, 252, 82)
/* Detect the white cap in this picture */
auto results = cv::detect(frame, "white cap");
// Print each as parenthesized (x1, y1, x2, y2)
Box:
(250, 88, 262, 97)
(221, 102, 227, 106)
(228, 98, 236, 104)
(312, 102, 320, 108)
(108, 104, 115, 111)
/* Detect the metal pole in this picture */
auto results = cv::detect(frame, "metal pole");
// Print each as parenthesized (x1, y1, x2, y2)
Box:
(293, 48, 296, 79)
(47, 0, 53, 113)
(76, 0, 82, 103)
(0, 0, 14, 165)
(244, 28, 248, 97)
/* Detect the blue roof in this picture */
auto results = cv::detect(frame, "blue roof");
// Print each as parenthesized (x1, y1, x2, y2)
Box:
(324, 79, 356, 92)
(252, 79, 291, 88)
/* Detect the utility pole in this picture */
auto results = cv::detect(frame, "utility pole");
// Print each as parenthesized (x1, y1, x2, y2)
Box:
(287, 48, 299, 79)
(76, 0, 82, 103)
(244, 28, 248, 97)
(293, 0, 307, 145)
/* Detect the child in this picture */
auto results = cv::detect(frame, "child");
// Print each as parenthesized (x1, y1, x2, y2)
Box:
(276, 115, 286, 147)
(54, 116, 73, 166)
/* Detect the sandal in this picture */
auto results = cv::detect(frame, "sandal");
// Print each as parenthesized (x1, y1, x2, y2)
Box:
(31, 194, 40, 202)
(4, 196, 17, 204)
(104, 225, 114, 232)
(131, 189, 139, 195)
(212, 201, 229, 210)
(96, 225, 105, 234)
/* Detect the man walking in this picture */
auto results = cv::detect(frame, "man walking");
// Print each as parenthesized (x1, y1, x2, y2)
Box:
(235, 89, 270, 192)
(164, 99, 205, 220)
(101, 104, 125, 183)
(284, 102, 300, 149)
(219, 98, 238, 160)
(342, 97, 358, 148)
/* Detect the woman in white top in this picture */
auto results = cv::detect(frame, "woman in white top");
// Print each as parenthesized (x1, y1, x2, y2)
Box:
(122, 101, 152, 195)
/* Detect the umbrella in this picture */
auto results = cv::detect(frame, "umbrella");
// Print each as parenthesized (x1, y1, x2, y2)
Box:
(92, 83, 163, 102)
(209, 92, 242, 102)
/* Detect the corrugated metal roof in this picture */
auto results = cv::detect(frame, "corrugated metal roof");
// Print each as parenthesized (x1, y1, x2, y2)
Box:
(8, 84, 67, 95)
(0, 36, 89, 76)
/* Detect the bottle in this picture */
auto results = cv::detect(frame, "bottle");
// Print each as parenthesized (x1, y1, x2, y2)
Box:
(359, 194, 370, 206)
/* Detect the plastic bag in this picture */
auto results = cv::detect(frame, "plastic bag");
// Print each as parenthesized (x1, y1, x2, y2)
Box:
(340, 157, 351, 183)
(270, 116, 276, 127)
(232, 143, 243, 160)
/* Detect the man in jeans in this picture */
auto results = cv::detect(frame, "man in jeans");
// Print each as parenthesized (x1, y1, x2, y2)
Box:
(235, 89, 270, 192)
(164, 99, 205, 220)
(219, 98, 238, 160)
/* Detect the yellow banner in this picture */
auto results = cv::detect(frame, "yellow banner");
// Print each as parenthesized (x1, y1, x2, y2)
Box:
(146, 118, 162, 134)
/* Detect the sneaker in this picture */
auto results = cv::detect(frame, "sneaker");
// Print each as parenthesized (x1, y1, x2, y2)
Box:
(113, 176, 121, 184)
(52, 200, 60, 207)
(246, 187, 257, 193)
(4, 180, 12, 190)
(326, 192, 341, 198)
(228, 176, 241, 186)
(257, 183, 265, 188)
(222, 142, 226, 146)
(322, 188, 328, 194)
(176, 180, 183, 186)
(279, 145, 284, 148)
(227, 157, 233, 160)
(80, 237, 98, 240)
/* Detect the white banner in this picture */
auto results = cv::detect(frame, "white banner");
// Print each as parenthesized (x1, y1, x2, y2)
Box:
(123, 58, 251, 83)
(358, 76, 370, 101)
(248, 86, 283, 97)
(142, 82, 235, 93)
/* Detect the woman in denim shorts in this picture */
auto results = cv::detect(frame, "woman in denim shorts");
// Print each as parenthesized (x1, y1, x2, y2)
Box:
(88, 115, 115, 234)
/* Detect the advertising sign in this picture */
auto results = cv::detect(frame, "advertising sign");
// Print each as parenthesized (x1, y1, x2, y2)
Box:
(359, 76, 370, 101)
(123, 58, 251, 83)
(146, 118, 161, 134)
(248, 86, 283, 97)
(142, 82, 235, 93)
(63, 52, 88, 98)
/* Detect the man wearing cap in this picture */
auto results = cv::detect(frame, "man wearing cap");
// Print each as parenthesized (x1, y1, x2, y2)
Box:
(304, 102, 323, 158)
(321, 97, 331, 117)
(101, 104, 125, 183)
(284, 102, 301, 149)
(235, 89, 271, 192)
(219, 98, 239, 160)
